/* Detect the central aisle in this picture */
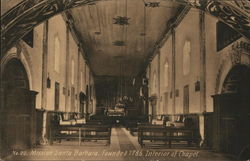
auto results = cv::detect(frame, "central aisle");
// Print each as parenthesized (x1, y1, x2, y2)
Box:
(116, 128, 137, 151)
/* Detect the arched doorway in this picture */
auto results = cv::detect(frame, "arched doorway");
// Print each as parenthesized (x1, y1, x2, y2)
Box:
(0, 58, 37, 155)
(212, 65, 249, 157)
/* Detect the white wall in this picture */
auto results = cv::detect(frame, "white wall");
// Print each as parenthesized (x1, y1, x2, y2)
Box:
(47, 14, 67, 111)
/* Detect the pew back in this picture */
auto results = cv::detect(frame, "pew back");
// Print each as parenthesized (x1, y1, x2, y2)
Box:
(52, 124, 112, 145)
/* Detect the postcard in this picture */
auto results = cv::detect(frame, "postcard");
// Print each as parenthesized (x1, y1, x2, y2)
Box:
(1, 0, 249, 161)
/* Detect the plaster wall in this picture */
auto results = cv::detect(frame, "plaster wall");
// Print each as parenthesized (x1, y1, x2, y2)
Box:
(47, 14, 67, 111)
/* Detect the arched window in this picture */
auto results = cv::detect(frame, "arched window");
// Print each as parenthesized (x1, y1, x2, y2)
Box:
(152, 71, 157, 94)
(183, 41, 191, 75)
(54, 36, 60, 72)
(71, 59, 75, 85)
(80, 71, 83, 91)
(164, 61, 169, 87)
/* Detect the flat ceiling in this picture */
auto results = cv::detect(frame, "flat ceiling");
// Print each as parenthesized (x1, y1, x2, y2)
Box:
(69, 0, 182, 77)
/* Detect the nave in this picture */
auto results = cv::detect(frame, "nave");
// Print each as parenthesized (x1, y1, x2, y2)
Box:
(1, 0, 249, 160)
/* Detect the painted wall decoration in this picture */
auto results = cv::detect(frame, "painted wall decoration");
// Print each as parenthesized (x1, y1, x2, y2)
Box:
(1, 0, 250, 56)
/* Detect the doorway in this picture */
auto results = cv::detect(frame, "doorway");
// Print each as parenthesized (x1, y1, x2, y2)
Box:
(0, 58, 37, 154)
(149, 95, 157, 119)
(213, 65, 249, 156)
(183, 85, 189, 114)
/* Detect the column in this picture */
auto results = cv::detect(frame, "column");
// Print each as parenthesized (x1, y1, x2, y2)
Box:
(65, 24, 70, 112)
(157, 50, 161, 114)
(199, 10, 206, 146)
(199, 10, 206, 112)
(84, 62, 87, 114)
(41, 20, 48, 143)
(171, 29, 176, 115)
(89, 69, 92, 114)
(148, 63, 152, 115)
(76, 46, 80, 113)
(41, 21, 48, 111)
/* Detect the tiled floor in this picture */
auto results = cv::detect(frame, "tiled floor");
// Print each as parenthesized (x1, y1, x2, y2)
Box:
(3, 127, 236, 161)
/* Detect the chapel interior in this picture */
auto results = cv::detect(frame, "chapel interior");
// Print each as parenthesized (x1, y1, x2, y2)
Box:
(0, 0, 249, 161)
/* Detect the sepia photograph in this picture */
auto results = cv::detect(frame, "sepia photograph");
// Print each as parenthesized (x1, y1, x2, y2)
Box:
(0, 0, 249, 161)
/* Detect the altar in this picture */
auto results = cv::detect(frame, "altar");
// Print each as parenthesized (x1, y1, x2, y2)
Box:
(107, 107, 125, 116)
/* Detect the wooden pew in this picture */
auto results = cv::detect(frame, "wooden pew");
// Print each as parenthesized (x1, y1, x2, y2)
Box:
(167, 127, 200, 148)
(124, 116, 150, 136)
(138, 124, 167, 147)
(53, 125, 81, 144)
(52, 124, 112, 145)
(137, 123, 200, 148)
(80, 124, 112, 145)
